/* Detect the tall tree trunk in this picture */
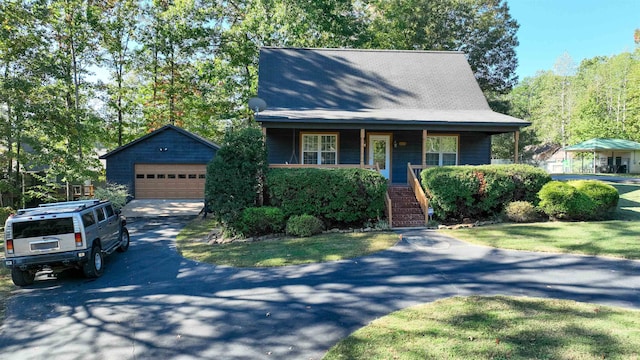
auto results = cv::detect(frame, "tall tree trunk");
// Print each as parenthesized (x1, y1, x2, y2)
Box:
(117, 60, 124, 146)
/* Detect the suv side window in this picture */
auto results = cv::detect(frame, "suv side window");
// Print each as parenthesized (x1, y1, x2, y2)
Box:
(105, 205, 115, 218)
(82, 212, 96, 227)
(96, 207, 106, 222)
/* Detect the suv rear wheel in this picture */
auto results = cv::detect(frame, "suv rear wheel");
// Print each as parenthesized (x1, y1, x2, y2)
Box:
(11, 268, 35, 287)
(83, 242, 104, 278)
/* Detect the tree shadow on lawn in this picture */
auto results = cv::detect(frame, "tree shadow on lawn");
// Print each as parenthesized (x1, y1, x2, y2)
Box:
(334, 296, 633, 360)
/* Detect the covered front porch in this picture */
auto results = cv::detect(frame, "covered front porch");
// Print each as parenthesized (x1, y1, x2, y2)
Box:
(263, 127, 521, 184)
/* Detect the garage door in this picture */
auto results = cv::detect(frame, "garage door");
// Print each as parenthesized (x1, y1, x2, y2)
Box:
(135, 164, 206, 199)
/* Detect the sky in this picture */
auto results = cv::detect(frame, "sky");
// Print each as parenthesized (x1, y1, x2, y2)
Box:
(507, 0, 639, 82)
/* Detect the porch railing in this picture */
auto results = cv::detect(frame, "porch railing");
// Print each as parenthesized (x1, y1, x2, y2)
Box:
(407, 163, 429, 224)
(374, 162, 393, 229)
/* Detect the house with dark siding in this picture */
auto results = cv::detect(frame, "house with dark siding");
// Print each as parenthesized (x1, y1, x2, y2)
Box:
(255, 47, 530, 227)
(100, 125, 219, 200)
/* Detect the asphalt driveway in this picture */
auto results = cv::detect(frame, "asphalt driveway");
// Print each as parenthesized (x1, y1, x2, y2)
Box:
(1, 218, 639, 360)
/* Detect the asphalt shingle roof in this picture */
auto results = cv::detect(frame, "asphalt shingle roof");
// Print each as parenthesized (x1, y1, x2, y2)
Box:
(256, 47, 529, 127)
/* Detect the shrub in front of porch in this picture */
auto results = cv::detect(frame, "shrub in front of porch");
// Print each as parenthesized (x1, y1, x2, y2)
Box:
(421, 164, 551, 222)
(266, 168, 387, 228)
(237, 207, 286, 237)
(286, 214, 325, 237)
(204, 128, 268, 227)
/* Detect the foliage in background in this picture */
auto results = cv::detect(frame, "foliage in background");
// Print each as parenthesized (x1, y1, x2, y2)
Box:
(204, 127, 267, 227)
(93, 183, 130, 211)
(366, 0, 519, 95)
(237, 206, 285, 237)
(0, 207, 14, 226)
(538, 180, 619, 220)
(1, 0, 523, 205)
(499, 48, 640, 161)
(421, 164, 551, 222)
(266, 168, 387, 228)
(286, 214, 325, 237)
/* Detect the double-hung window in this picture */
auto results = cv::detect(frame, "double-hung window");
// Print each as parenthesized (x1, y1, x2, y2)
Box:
(426, 135, 458, 166)
(302, 133, 337, 165)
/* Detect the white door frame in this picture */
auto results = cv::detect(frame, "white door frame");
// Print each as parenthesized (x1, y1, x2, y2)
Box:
(368, 134, 391, 180)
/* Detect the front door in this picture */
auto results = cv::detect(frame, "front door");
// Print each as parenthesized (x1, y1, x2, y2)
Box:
(369, 135, 391, 179)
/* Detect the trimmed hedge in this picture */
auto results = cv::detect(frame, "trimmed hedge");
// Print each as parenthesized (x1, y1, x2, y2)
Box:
(570, 180, 619, 215)
(538, 180, 619, 220)
(237, 207, 285, 237)
(421, 164, 551, 221)
(266, 168, 387, 228)
(286, 214, 324, 237)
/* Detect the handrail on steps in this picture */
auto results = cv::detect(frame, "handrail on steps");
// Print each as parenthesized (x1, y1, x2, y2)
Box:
(407, 163, 429, 225)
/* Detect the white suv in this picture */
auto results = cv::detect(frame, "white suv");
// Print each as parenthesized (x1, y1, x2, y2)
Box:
(3, 200, 129, 286)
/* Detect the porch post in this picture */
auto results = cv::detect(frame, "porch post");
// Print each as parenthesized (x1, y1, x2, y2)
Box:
(514, 130, 520, 164)
(262, 126, 267, 142)
(360, 128, 365, 168)
(422, 130, 427, 167)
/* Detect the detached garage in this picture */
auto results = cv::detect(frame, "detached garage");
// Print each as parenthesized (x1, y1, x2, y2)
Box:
(100, 125, 219, 199)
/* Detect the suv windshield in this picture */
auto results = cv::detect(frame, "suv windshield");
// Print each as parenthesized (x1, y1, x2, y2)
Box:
(12, 218, 75, 239)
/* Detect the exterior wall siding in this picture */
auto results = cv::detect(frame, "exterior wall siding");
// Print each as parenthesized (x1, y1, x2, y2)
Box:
(265, 128, 493, 184)
(459, 132, 492, 166)
(105, 129, 217, 196)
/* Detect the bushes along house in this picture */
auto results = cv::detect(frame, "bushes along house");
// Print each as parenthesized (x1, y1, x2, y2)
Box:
(266, 168, 387, 228)
(421, 164, 552, 222)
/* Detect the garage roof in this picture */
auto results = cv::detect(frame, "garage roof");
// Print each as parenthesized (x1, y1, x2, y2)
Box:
(100, 124, 219, 159)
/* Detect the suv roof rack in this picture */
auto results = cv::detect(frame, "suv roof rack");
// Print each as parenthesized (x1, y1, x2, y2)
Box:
(38, 200, 102, 209)
(17, 200, 103, 215)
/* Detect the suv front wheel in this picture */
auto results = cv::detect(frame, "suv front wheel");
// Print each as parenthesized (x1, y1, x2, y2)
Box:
(83, 242, 104, 278)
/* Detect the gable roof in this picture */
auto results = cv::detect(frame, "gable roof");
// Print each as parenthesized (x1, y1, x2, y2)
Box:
(99, 124, 219, 159)
(563, 138, 640, 152)
(256, 47, 529, 129)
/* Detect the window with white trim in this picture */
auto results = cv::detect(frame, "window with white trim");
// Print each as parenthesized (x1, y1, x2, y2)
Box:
(426, 135, 458, 166)
(302, 134, 337, 165)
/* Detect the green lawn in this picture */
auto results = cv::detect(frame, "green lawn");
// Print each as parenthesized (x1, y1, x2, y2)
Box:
(442, 182, 640, 259)
(176, 217, 400, 267)
(324, 296, 640, 360)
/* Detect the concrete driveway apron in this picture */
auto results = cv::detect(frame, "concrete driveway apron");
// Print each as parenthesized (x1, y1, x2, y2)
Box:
(1, 222, 639, 360)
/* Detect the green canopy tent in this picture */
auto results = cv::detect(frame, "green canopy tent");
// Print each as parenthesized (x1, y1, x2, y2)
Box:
(563, 138, 640, 173)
